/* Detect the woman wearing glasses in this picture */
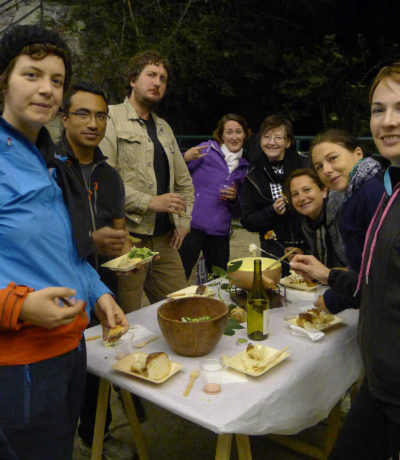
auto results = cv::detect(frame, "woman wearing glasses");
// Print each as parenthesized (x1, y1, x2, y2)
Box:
(240, 114, 308, 273)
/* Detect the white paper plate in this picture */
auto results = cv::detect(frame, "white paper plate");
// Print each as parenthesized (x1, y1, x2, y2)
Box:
(112, 352, 183, 384)
(280, 277, 317, 291)
(286, 315, 343, 331)
(223, 345, 290, 377)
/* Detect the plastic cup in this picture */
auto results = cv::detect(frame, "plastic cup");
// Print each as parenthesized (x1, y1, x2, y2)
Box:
(314, 284, 326, 303)
(283, 301, 299, 320)
(219, 184, 230, 200)
(200, 359, 223, 394)
(113, 330, 135, 360)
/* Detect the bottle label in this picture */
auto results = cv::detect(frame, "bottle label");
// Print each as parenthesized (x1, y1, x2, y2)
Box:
(263, 310, 269, 335)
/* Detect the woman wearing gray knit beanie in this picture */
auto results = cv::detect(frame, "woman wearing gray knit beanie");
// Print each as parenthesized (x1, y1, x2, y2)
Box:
(0, 25, 128, 460)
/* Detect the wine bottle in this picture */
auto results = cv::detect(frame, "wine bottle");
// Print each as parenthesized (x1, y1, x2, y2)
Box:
(247, 259, 269, 340)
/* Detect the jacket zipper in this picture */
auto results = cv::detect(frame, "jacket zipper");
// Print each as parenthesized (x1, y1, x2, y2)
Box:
(82, 163, 99, 270)
(246, 169, 273, 203)
(263, 166, 276, 184)
(40, 146, 87, 297)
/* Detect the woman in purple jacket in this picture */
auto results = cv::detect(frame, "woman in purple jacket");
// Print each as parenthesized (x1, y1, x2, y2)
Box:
(179, 114, 249, 279)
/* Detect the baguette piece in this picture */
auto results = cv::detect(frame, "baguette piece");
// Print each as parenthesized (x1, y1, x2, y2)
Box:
(130, 352, 147, 374)
(145, 352, 171, 380)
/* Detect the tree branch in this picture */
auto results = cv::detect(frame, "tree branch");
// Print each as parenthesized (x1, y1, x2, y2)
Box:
(125, 0, 142, 48)
(170, 0, 193, 40)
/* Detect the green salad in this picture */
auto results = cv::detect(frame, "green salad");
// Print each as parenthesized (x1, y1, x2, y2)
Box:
(181, 315, 212, 323)
(128, 247, 153, 259)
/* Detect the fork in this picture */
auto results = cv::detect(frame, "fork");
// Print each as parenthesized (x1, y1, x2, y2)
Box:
(133, 335, 161, 348)
(249, 244, 291, 266)
(183, 369, 200, 396)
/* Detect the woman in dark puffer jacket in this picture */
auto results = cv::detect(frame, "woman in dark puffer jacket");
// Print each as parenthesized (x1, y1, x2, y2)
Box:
(240, 115, 309, 275)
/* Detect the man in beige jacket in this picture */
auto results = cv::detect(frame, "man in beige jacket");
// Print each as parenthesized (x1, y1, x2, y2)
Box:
(100, 50, 194, 311)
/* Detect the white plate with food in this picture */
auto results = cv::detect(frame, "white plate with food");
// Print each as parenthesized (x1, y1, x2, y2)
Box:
(222, 344, 290, 377)
(167, 285, 215, 299)
(112, 352, 183, 384)
(101, 247, 159, 272)
(286, 308, 343, 331)
(280, 270, 317, 291)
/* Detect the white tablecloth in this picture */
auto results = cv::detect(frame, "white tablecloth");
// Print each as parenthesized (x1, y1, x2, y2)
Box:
(85, 287, 363, 436)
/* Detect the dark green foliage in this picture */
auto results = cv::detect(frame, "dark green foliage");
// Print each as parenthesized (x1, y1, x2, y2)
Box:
(224, 318, 245, 336)
(227, 260, 243, 273)
(51, 0, 400, 136)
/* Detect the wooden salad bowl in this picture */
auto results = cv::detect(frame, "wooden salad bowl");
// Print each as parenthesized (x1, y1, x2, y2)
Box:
(157, 297, 228, 357)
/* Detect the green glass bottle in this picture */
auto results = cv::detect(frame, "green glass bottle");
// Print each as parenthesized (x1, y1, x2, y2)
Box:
(247, 259, 269, 340)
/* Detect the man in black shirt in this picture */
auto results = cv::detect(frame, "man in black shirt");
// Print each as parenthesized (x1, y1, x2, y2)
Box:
(58, 81, 137, 455)
(101, 51, 194, 311)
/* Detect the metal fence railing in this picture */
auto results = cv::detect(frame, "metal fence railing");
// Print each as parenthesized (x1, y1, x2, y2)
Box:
(0, 0, 43, 35)
(176, 135, 377, 156)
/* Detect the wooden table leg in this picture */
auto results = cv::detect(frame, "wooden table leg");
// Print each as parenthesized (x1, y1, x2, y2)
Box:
(120, 389, 149, 460)
(322, 400, 341, 459)
(215, 433, 233, 460)
(268, 433, 323, 459)
(235, 434, 252, 459)
(268, 399, 342, 460)
(91, 378, 110, 460)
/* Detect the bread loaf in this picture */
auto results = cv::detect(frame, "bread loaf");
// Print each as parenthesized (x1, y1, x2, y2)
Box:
(130, 352, 147, 374)
(230, 306, 247, 322)
(145, 352, 171, 380)
(130, 351, 171, 380)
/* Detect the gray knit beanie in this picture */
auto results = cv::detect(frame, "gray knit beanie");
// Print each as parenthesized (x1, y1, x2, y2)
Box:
(0, 25, 72, 88)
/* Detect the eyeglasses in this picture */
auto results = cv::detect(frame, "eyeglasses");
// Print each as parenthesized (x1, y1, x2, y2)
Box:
(68, 110, 110, 122)
(263, 135, 286, 143)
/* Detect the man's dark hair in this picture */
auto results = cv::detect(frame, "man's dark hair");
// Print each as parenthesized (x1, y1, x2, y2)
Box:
(63, 80, 108, 114)
(126, 50, 169, 94)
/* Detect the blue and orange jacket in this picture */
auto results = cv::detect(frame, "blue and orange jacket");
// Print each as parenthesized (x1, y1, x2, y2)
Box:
(0, 117, 109, 365)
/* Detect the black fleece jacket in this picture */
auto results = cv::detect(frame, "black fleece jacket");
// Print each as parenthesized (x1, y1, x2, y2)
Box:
(55, 134, 125, 268)
(240, 145, 309, 249)
(329, 167, 400, 422)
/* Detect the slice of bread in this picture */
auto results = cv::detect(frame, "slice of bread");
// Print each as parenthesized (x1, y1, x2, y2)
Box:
(145, 352, 171, 380)
(130, 352, 147, 374)
(242, 344, 269, 372)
